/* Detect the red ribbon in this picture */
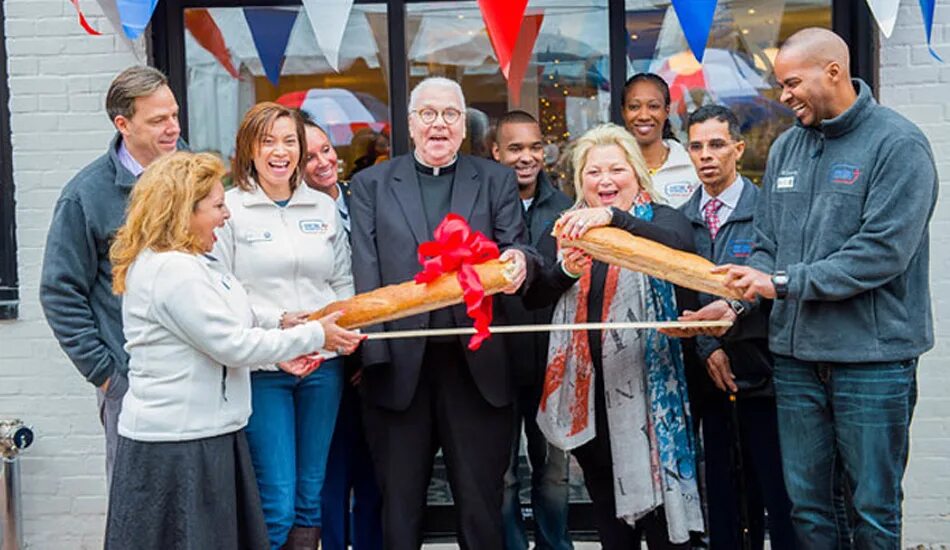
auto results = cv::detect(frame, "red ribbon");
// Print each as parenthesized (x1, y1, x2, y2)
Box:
(70, 0, 102, 36)
(415, 214, 500, 350)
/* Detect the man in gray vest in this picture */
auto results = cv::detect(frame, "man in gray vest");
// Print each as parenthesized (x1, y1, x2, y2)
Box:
(40, 66, 182, 484)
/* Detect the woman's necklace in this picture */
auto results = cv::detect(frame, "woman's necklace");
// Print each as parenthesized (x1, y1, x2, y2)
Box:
(647, 144, 670, 176)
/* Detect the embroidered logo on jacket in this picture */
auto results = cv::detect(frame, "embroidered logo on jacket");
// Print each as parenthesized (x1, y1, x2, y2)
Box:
(829, 163, 862, 185)
(299, 219, 329, 234)
(665, 182, 697, 199)
(729, 239, 753, 258)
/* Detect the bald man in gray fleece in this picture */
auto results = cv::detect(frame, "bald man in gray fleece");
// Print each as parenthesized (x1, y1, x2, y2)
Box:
(704, 28, 938, 549)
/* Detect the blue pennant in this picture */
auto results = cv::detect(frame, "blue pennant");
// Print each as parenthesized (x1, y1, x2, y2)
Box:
(670, 0, 718, 63)
(244, 8, 299, 86)
(116, 0, 159, 40)
(918, 0, 943, 62)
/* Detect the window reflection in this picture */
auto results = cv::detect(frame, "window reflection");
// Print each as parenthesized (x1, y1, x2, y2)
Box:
(183, 5, 390, 180)
(624, 0, 831, 182)
(406, 0, 610, 193)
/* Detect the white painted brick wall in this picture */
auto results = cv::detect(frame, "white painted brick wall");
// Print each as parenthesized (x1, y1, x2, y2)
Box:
(880, 2, 950, 547)
(0, 1, 948, 549)
(1, 1, 145, 548)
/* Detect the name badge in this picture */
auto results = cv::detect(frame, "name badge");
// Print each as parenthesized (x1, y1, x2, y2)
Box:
(244, 230, 272, 243)
(299, 219, 329, 234)
(776, 175, 795, 190)
(220, 273, 233, 290)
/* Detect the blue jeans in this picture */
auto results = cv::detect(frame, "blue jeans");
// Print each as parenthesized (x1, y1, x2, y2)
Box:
(321, 382, 383, 550)
(502, 387, 573, 550)
(245, 361, 343, 549)
(772, 356, 917, 550)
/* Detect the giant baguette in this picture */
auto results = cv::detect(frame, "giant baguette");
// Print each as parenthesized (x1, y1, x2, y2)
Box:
(307, 259, 513, 329)
(561, 227, 744, 300)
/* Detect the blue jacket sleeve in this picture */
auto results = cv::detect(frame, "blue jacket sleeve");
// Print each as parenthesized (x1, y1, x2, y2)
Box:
(786, 138, 938, 301)
(39, 197, 118, 387)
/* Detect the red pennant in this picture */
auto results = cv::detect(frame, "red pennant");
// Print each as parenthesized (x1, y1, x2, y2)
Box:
(507, 13, 544, 106)
(478, 0, 529, 79)
(185, 9, 240, 79)
(415, 214, 500, 350)
(70, 0, 103, 35)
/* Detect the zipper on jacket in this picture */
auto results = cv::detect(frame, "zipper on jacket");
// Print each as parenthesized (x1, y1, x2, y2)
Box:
(790, 132, 824, 354)
(278, 207, 304, 312)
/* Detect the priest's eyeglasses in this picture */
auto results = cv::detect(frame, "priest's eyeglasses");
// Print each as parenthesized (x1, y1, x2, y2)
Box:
(412, 107, 464, 125)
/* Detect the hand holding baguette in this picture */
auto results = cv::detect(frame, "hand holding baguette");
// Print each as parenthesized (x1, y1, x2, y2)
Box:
(307, 259, 516, 330)
(555, 216, 744, 301)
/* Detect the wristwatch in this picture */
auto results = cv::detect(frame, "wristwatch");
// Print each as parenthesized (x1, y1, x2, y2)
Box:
(772, 270, 789, 299)
(727, 299, 746, 317)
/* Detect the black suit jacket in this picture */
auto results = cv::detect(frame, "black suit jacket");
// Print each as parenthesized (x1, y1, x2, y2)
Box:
(349, 154, 538, 411)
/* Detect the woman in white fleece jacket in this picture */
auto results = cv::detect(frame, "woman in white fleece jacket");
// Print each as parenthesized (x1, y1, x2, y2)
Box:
(213, 103, 356, 550)
(104, 152, 361, 550)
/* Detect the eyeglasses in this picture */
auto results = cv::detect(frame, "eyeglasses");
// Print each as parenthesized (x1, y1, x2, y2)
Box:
(412, 107, 464, 125)
(687, 139, 737, 153)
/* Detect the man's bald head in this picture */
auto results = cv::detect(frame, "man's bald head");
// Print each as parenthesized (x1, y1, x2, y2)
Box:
(773, 27, 858, 127)
(778, 28, 851, 76)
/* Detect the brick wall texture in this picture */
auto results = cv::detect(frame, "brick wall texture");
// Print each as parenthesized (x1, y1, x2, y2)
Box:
(1, 0, 947, 548)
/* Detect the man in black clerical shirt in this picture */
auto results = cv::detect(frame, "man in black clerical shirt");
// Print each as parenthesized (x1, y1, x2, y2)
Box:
(349, 77, 538, 550)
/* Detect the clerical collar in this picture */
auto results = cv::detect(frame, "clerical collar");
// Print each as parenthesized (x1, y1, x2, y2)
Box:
(413, 152, 458, 176)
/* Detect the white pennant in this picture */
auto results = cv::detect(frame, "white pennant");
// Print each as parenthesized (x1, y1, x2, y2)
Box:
(95, 0, 146, 59)
(865, 0, 901, 38)
(301, 0, 354, 72)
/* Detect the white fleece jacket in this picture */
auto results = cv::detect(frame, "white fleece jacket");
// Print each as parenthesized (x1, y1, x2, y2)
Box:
(214, 182, 354, 370)
(118, 250, 326, 442)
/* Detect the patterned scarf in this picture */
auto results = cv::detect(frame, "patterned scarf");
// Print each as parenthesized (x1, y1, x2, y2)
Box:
(536, 198, 703, 543)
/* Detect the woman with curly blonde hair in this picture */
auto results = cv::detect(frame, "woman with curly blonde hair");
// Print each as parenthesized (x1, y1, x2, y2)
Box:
(105, 151, 361, 550)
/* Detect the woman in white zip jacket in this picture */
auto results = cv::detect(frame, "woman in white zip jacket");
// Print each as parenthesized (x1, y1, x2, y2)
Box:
(622, 73, 701, 208)
(104, 152, 361, 550)
(213, 102, 355, 550)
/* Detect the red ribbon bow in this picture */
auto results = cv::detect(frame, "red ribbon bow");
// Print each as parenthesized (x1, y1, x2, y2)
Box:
(415, 214, 500, 350)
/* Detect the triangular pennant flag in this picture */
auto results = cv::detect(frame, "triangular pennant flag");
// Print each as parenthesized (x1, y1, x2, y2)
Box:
(670, 0, 717, 63)
(478, 0, 529, 79)
(69, 0, 102, 35)
(918, 0, 943, 61)
(507, 13, 544, 106)
(115, 0, 159, 40)
(185, 9, 240, 78)
(301, 0, 354, 73)
(243, 8, 299, 86)
(866, 0, 901, 38)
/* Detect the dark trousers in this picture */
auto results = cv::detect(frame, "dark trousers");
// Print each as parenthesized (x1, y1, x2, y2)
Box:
(362, 342, 512, 550)
(502, 384, 573, 550)
(321, 382, 383, 550)
(571, 373, 689, 550)
(701, 395, 795, 550)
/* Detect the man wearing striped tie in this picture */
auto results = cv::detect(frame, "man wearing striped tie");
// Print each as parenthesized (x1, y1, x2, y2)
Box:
(676, 104, 795, 550)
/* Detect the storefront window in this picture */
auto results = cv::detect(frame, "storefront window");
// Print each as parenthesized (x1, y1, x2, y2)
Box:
(406, 0, 610, 186)
(624, 0, 831, 182)
(183, 4, 390, 179)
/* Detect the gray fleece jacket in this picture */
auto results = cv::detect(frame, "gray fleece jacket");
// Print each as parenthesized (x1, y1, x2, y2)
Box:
(749, 79, 938, 363)
(40, 134, 188, 386)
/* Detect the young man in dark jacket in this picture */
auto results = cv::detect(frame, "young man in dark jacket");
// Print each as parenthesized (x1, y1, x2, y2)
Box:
(717, 28, 937, 548)
(39, 66, 182, 485)
(493, 111, 574, 550)
(679, 105, 794, 550)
